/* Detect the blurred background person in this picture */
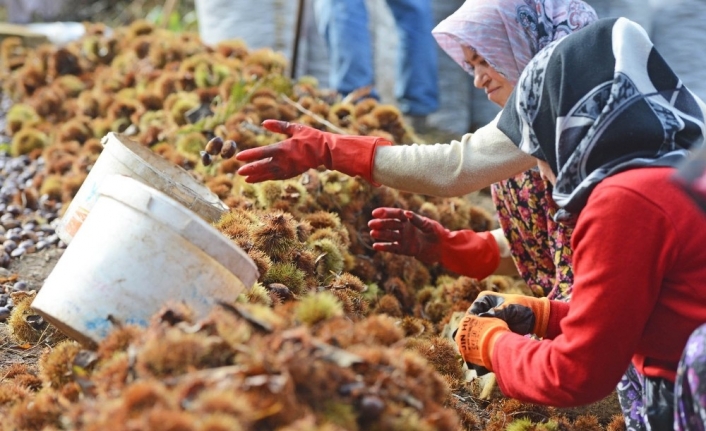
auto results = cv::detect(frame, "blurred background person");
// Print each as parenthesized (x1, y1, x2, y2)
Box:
(194, 0, 329, 81)
(313, 0, 439, 132)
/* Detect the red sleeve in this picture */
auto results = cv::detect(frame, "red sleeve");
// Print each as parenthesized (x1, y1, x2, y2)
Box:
(439, 230, 500, 280)
(545, 300, 570, 340)
(491, 185, 677, 407)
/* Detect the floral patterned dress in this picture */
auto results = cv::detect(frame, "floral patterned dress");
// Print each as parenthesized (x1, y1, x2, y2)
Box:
(491, 169, 574, 300)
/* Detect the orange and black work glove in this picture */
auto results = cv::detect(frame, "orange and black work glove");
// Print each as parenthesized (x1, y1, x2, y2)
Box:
(368, 208, 500, 280)
(454, 314, 509, 372)
(236, 120, 391, 184)
(470, 291, 550, 338)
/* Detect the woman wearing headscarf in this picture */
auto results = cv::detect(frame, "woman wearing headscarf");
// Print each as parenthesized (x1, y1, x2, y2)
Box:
(236, 0, 598, 300)
(453, 17, 706, 429)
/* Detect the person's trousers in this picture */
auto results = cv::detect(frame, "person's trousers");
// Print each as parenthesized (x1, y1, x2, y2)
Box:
(617, 322, 706, 430)
(314, 0, 439, 116)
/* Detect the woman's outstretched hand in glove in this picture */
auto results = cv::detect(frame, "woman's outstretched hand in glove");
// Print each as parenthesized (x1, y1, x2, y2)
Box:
(236, 120, 391, 184)
(368, 207, 501, 279)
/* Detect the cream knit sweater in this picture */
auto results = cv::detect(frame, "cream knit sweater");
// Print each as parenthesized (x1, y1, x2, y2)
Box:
(372, 113, 536, 197)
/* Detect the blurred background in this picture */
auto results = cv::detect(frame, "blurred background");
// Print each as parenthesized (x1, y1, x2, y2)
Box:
(1, 0, 704, 137)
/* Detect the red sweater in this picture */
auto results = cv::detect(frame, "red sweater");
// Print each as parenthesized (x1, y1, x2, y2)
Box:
(493, 167, 706, 407)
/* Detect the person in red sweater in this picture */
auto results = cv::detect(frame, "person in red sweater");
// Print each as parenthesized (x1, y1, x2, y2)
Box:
(446, 17, 706, 430)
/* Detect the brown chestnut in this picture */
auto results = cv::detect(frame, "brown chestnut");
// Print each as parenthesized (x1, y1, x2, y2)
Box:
(205, 136, 224, 155)
(200, 150, 212, 166)
(221, 140, 237, 159)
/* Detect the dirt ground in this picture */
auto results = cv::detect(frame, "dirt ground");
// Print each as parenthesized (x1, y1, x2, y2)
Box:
(0, 247, 63, 368)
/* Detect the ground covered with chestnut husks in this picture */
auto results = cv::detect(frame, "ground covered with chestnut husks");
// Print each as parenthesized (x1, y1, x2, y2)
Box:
(0, 20, 624, 431)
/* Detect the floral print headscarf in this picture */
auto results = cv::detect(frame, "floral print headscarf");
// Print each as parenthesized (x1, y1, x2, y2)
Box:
(432, 0, 597, 86)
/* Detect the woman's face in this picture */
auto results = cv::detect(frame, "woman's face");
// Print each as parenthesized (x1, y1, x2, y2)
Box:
(462, 46, 513, 108)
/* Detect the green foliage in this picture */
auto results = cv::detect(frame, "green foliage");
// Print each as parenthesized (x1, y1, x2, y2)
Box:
(145, 5, 198, 33)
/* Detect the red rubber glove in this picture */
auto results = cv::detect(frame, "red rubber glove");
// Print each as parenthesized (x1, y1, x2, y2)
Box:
(454, 314, 509, 372)
(236, 120, 392, 184)
(469, 291, 550, 338)
(368, 207, 500, 280)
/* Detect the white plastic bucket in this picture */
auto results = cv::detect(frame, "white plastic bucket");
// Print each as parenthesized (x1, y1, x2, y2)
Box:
(33, 175, 258, 345)
(57, 132, 228, 244)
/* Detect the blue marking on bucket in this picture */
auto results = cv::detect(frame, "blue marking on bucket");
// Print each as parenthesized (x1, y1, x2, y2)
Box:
(83, 318, 112, 336)
(125, 317, 148, 326)
(84, 316, 148, 338)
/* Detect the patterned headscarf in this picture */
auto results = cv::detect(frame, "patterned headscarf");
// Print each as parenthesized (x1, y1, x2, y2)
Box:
(432, 0, 597, 86)
(498, 17, 706, 221)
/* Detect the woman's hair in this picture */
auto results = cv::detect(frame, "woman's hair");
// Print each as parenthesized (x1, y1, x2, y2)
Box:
(432, 0, 597, 85)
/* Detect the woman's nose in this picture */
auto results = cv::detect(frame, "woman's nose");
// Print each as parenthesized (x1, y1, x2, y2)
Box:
(473, 67, 488, 89)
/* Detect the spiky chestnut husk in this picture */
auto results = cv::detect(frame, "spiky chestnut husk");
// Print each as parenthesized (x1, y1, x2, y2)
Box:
(443, 276, 485, 304)
(96, 325, 143, 360)
(329, 272, 366, 292)
(57, 117, 92, 144)
(469, 205, 496, 232)
(309, 238, 345, 282)
(38, 339, 82, 389)
(6, 373, 42, 391)
(215, 39, 249, 59)
(416, 201, 441, 222)
(404, 337, 465, 383)
(215, 207, 259, 230)
(330, 288, 368, 320)
(7, 291, 63, 344)
(381, 276, 415, 313)
(294, 292, 344, 326)
(47, 47, 82, 79)
(0, 382, 31, 406)
(438, 197, 472, 231)
(244, 48, 289, 73)
(52, 75, 86, 98)
(205, 175, 232, 199)
(175, 131, 208, 157)
(327, 102, 355, 128)
(262, 262, 307, 295)
(251, 211, 299, 261)
(190, 387, 253, 418)
(254, 181, 284, 208)
(6, 391, 62, 430)
(38, 175, 63, 200)
(303, 211, 342, 231)
(5, 104, 40, 135)
(135, 327, 231, 378)
(306, 227, 348, 249)
(373, 294, 404, 318)
(398, 316, 435, 339)
(247, 249, 272, 281)
(126, 19, 156, 39)
(10, 127, 48, 157)
(353, 97, 378, 118)
(244, 281, 273, 306)
(252, 97, 280, 120)
(165, 91, 200, 126)
(1, 37, 26, 71)
(61, 173, 87, 203)
(366, 129, 395, 143)
(289, 247, 317, 276)
(89, 352, 130, 394)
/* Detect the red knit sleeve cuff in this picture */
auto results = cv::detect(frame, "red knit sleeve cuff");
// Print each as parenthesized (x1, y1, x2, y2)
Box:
(544, 300, 570, 340)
